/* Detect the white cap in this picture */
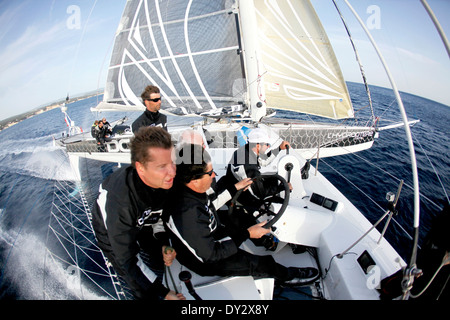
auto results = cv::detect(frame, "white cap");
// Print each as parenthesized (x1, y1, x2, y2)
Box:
(247, 128, 270, 144)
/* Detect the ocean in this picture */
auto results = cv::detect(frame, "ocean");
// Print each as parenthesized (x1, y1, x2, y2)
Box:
(0, 82, 448, 299)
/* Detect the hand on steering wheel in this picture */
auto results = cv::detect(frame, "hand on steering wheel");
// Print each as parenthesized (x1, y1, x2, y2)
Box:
(228, 174, 290, 230)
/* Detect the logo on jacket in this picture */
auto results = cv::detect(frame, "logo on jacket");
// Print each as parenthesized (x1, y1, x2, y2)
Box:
(206, 205, 218, 233)
(137, 207, 163, 227)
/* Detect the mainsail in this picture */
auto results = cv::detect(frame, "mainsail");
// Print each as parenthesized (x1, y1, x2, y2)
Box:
(95, 0, 244, 114)
(94, 0, 354, 121)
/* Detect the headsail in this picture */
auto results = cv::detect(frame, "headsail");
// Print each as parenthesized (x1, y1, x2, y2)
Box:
(94, 0, 245, 115)
(251, 0, 354, 119)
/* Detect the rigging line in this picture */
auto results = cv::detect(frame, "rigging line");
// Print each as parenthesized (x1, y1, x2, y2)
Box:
(72, 171, 127, 299)
(47, 226, 80, 267)
(319, 159, 382, 212)
(437, 272, 450, 300)
(45, 252, 111, 285)
(45, 246, 86, 272)
(44, 179, 61, 299)
(53, 187, 87, 219)
(49, 225, 111, 277)
(320, 158, 414, 242)
(44, 162, 107, 298)
(39, 165, 83, 296)
(411, 130, 449, 205)
(409, 252, 450, 299)
(49, 211, 90, 251)
(47, 250, 104, 301)
(75, 266, 118, 300)
(342, 1, 420, 278)
(349, 149, 443, 211)
(43, 250, 116, 300)
(378, 98, 399, 120)
(332, 0, 374, 125)
(50, 189, 97, 242)
(235, 70, 268, 103)
(49, 218, 100, 255)
(46, 231, 118, 299)
(52, 192, 93, 232)
(322, 252, 358, 280)
(46, 229, 107, 276)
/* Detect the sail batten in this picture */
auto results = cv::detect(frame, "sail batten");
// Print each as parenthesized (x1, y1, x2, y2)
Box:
(108, 45, 240, 71)
(262, 49, 344, 93)
(256, 7, 335, 82)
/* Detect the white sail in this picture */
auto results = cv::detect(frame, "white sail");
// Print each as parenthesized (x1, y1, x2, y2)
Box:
(95, 0, 353, 121)
(251, 0, 354, 119)
(94, 0, 245, 114)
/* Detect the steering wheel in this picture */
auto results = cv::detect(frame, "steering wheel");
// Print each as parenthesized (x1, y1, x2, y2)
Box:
(228, 174, 290, 229)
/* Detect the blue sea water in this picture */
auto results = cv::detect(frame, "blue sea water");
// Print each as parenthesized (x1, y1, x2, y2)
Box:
(0, 82, 448, 299)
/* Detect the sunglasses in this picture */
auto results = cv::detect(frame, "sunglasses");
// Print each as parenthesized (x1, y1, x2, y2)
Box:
(204, 168, 216, 176)
(145, 97, 161, 102)
(195, 168, 216, 178)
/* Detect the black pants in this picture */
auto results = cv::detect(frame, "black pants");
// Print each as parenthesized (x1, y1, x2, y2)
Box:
(190, 249, 291, 282)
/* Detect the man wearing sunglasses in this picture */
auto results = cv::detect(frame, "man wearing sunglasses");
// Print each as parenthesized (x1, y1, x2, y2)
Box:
(132, 85, 168, 133)
(164, 144, 318, 286)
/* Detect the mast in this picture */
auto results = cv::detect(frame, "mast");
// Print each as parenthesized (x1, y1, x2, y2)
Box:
(238, 0, 266, 121)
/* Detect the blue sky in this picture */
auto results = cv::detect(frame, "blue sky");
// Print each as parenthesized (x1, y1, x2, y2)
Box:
(313, 0, 450, 107)
(0, 0, 449, 121)
(0, 0, 126, 120)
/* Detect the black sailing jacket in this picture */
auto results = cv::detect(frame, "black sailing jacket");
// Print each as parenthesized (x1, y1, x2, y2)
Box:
(163, 184, 249, 276)
(225, 143, 281, 210)
(91, 165, 170, 299)
(131, 109, 167, 133)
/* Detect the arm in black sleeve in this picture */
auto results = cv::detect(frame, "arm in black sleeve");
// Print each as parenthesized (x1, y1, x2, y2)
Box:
(177, 203, 242, 264)
(105, 196, 169, 299)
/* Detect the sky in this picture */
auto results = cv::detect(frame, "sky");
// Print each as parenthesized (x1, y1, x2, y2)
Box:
(0, 0, 127, 120)
(312, 0, 450, 107)
(0, 0, 449, 121)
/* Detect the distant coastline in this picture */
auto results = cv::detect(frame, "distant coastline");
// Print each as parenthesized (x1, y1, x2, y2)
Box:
(0, 90, 102, 132)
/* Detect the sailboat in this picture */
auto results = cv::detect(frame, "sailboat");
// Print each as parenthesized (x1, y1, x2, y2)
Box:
(49, 0, 445, 300)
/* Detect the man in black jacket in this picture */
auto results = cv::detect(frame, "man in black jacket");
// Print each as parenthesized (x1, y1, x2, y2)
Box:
(226, 127, 291, 211)
(91, 127, 184, 300)
(132, 85, 167, 133)
(164, 144, 318, 285)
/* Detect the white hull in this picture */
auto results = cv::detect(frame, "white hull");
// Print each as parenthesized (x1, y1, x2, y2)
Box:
(58, 121, 377, 171)
(161, 146, 405, 300)
(55, 121, 405, 299)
